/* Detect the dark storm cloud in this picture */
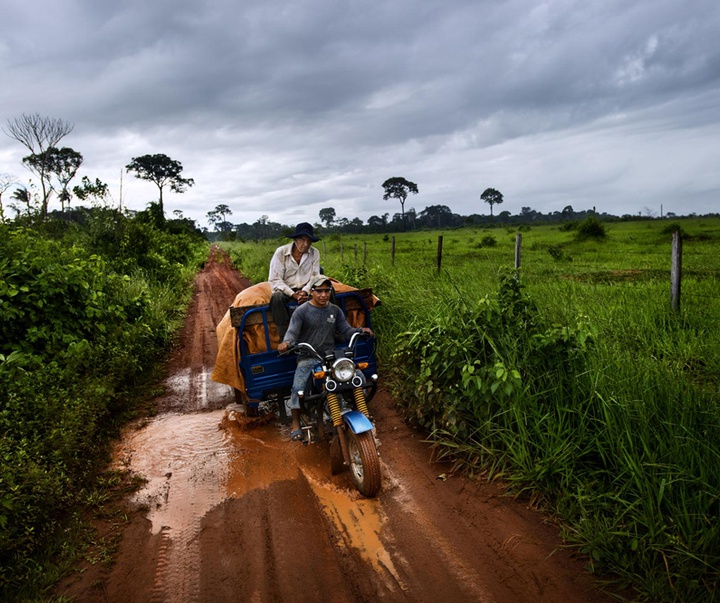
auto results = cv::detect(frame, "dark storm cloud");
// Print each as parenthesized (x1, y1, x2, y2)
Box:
(2, 0, 720, 225)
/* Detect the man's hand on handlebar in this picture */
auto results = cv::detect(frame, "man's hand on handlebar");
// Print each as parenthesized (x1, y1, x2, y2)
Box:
(278, 341, 291, 354)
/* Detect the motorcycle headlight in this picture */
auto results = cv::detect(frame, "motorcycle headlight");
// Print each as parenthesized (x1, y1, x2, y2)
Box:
(332, 358, 356, 382)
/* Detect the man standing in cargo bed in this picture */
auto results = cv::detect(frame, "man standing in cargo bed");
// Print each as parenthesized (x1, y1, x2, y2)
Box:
(268, 222, 321, 339)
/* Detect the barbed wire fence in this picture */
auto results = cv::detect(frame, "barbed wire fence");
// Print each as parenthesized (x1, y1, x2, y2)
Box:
(322, 232, 720, 311)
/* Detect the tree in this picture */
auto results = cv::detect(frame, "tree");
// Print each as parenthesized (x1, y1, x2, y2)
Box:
(125, 153, 194, 217)
(73, 176, 109, 206)
(382, 177, 418, 226)
(418, 204, 453, 228)
(207, 204, 233, 230)
(0, 174, 17, 222)
(319, 207, 336, 228)
(4, 113, 74, 218)
(481, 188, 503, 221)
(642, 206, 657, 218)
(10, 185, 37, 217)
(23, 147, 83, 211)
(406, 207, 417, 229)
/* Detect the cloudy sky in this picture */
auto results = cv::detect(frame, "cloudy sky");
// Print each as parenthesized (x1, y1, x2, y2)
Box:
(2, 0, 719, 228)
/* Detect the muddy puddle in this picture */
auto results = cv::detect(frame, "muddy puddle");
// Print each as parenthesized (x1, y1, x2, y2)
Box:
(113, 403, 397, 601)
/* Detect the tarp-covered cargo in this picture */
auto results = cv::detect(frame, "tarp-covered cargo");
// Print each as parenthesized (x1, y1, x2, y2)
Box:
(211, 279, 379, 395)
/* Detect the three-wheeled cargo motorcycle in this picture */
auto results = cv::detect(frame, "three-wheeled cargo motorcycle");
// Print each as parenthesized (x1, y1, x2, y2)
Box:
(228, 288, 382, 497)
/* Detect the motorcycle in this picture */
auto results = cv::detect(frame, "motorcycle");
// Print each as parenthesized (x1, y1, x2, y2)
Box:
(282, 331, 382, 497)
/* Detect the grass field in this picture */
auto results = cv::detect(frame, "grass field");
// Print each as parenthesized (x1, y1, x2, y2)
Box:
(221, 216, 720, 601)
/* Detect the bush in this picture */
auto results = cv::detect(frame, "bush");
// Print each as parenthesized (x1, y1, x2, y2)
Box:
(0, 213, 207, 596)
(391, 270, 592, 444)
(575, 217, 607, 241)
(473, 234, 497, 248)
(660, 222, 686, 237)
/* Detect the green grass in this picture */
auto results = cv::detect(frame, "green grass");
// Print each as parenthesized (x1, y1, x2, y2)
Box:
(223, 217, 720, 601)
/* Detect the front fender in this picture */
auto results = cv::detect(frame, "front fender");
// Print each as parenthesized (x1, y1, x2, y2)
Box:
(342, 410, 374, 434)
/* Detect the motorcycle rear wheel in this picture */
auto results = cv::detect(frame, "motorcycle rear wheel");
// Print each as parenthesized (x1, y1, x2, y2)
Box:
(346, 430, 381, 497)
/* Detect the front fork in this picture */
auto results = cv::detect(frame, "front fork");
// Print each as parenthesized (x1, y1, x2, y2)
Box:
(327, 387, 371, 466)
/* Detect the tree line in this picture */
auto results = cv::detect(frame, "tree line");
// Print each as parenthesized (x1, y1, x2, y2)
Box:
(1, 113, 195, 226)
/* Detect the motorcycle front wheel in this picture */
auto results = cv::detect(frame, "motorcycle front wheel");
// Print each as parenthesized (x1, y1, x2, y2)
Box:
(346, 429, 381, 497)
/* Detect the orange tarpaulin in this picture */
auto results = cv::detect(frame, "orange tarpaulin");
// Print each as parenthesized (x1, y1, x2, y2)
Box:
(211, 280, 378, 395)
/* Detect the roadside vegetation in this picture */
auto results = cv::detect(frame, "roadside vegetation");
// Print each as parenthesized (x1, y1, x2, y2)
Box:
(0, 207, 207, 599)
(223, 216, 720, 602)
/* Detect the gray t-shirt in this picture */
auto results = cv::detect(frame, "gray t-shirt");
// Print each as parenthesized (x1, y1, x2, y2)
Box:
(283, 302, 359, 356)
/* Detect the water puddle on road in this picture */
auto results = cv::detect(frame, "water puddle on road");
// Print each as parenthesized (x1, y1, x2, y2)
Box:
(114, 410, 233, 534)
(115, 406, 402, 599)
(161, 367, 231, 411)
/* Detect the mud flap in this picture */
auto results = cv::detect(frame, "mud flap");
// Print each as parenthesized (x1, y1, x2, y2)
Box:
(342, 410, 374, 434)
(329, 435, 345, 475)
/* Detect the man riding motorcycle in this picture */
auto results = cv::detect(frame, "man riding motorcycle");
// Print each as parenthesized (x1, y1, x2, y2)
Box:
(278, 276, 373, 441)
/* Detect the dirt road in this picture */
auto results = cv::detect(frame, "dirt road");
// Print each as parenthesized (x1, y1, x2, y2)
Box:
(59, 247, 614, 602)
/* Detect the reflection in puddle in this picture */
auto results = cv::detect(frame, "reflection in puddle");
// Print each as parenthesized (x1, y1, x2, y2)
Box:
(162, 367, 232, 410)
(114, 410, 232, 534)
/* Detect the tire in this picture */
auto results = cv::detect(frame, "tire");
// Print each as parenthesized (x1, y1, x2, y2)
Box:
(346, 429, 381, 497)
(234, 388, 258, 417)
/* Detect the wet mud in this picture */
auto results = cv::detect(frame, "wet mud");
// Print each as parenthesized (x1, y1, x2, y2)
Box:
(58, 246, 615, 603)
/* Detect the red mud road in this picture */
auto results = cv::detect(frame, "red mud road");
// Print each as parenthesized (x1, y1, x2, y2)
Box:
(60, 247, 614, 603)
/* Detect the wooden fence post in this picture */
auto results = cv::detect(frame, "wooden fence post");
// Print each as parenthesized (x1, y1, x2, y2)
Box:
(354, 244, 358, 261)
(437, 236, 443, 272)
(391, 236, 396, 266)
(670, 230, 682, 312)
(515, 233, 522, 269)
(363, 242, 367, 264)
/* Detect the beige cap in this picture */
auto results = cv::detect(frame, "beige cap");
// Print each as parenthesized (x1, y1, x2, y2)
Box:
(310, 276, 332, 289)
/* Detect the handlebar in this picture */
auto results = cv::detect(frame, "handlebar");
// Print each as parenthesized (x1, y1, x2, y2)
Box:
(278, 341, 321, 359)
(279, 330, 370, 357)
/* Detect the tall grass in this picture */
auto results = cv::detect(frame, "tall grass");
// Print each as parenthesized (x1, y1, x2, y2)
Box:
(223, 218, 720, 601)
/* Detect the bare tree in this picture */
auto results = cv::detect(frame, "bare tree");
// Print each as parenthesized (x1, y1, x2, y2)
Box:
(4, 113, 74, 218)
(0, 173, 17, 222)
(642, 206, 658, 218)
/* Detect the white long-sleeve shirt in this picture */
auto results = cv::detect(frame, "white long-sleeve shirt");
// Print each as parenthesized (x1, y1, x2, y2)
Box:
(268, 242, 320, 296)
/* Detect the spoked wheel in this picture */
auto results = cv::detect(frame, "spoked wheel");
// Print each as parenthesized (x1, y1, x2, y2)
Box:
(346, 429, 381, 497)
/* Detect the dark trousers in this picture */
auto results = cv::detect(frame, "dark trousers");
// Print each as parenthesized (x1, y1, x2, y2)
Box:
(270, 291, 293, 340)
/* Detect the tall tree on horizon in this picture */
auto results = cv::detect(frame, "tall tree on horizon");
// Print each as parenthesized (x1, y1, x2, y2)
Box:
(319, 207, 336, 228)
(481, 187, 503, 222)
(382, 177, 418, 227)
(126, 153, 194, 218)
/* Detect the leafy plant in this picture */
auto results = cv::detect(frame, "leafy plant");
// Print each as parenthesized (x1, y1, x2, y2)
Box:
(0, 213, 206, 597)
(575, 217, 607, 241)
